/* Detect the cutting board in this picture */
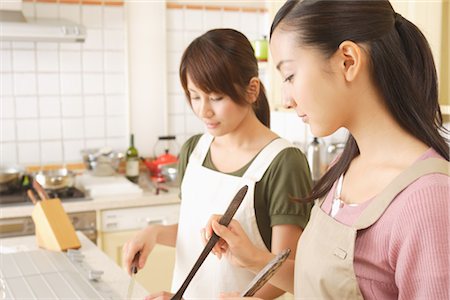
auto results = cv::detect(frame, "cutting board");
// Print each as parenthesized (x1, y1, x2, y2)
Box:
(77, 174, 143, 198)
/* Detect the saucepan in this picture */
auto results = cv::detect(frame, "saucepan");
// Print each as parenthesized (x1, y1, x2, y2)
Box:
(35, 168, 76, 191)
(0, 165, 25, 192)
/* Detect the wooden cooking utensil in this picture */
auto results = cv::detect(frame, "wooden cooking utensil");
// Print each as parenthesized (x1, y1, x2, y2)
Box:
(170, 185, 249, 300)
(240, 248, 291, 297)
(27, 189, 38, 204)
(32, 179, 49, 201)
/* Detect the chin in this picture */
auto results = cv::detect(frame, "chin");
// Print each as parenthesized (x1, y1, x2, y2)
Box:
(206, 128, 224, 137)
(310, 126, 335, 138)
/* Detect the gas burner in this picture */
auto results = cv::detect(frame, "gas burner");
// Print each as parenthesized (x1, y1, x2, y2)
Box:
(0, 186, 89, 206)
(46, 187, 86, 200)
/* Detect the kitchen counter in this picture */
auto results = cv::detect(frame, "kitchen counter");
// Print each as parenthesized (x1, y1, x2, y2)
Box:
(0, 231, 148, 299)
(0, 189, 180, 219)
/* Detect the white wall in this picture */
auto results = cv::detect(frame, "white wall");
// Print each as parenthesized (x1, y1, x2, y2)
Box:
(1, 2, 128, 166)
(126, 2, 167, 157)
(165, 5, 270, 147)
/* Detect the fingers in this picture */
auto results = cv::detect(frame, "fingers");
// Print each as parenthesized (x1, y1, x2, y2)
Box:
(138, 245, 151, 270)
(212, 219, 243, 243)
(204, 214, 221, 240)
(122, 239, 146, 275)
(145, 291, 173, 300)
(219, 292, 240, 299)
(122, 241, 133, 275)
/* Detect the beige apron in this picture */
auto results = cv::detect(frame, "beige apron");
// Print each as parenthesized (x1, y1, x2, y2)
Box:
(295, 158, 449, 299)
(172, 134, 293, 299)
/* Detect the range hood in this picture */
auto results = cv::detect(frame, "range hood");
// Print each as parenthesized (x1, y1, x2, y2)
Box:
(0, 9, 86, 43)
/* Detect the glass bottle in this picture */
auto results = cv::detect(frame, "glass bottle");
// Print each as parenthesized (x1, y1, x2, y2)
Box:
(307, 137, 323, 183)
(126, 134, 139, 183)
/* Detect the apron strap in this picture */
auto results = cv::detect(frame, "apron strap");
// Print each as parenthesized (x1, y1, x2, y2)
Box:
(189, 134, 214, 166)
(354, 158, 449, 229)
(243, 138, 293, 182)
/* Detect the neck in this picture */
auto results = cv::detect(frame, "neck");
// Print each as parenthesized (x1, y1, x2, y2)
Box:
(215, 112, 273, 150)
(347, 96, 428, 167)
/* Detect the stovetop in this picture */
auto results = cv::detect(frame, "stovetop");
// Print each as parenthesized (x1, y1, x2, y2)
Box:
(0, 187, 89, 206)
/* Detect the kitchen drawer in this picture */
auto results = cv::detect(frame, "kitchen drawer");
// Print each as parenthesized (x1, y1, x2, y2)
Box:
(100, 204, 180, 232)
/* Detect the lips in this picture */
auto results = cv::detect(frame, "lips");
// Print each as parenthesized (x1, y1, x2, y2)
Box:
(298, 114, 309, 123)
(205, 122, 219, 129)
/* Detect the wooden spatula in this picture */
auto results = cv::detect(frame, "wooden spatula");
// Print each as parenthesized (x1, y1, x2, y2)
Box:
(171, 185, 249, 300)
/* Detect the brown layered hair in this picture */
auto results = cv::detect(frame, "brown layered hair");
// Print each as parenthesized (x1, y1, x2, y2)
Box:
(271, 0, 449, 202)
(179, 28, 270, 127)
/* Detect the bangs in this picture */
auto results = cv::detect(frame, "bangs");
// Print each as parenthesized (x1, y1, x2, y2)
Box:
(180, 36, 242, 102)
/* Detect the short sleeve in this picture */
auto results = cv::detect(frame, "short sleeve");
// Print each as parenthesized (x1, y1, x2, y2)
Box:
(261, 147, 313, 229)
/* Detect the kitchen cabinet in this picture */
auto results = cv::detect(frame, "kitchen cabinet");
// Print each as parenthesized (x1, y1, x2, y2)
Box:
(97, 204, 180, 294)
(100, 230, 176, 293)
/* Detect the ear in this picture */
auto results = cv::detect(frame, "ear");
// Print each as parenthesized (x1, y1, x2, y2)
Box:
(337, 41, 363, 82)
(246, 77, 260, 103)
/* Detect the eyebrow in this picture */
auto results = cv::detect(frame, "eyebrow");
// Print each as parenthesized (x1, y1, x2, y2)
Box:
(276, 59, 294, 71)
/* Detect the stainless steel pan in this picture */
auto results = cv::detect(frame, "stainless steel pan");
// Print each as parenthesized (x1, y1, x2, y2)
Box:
(35, 168, 76, 191)
(0, 166, 24, 192)
(0, 166, 24, 184)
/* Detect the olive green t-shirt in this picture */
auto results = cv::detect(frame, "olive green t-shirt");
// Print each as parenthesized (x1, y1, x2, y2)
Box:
(177, 134, 313, 250)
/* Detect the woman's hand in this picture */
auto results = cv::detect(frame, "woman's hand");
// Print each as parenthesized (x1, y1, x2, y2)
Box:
(219, 292, 263, 300)
(144, 291, 174, 300)
(202, 215, 273, 272)
(122, 225, 161, 275)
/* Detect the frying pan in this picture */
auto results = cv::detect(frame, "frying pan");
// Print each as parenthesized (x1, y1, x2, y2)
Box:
(35, 168, 76, 191)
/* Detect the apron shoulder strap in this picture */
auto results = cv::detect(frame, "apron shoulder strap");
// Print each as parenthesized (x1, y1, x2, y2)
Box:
(243, 138, 293, 182)
(354, 158, 449, 229)
(189, 134, 214, 165)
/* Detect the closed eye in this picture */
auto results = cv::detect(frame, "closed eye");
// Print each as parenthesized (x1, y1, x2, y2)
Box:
(210, 96, 223, 101)
(284, 74, 294, 83)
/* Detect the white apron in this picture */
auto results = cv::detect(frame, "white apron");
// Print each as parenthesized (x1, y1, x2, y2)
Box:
(171, 133, 293, 299)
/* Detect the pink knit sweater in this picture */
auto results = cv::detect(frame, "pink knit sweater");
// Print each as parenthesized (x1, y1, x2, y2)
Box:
(321, 148, 450, 299)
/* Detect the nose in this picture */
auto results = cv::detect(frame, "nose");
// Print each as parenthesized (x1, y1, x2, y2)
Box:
(198, 99, 213, 118)
(282, 89, 297, 109)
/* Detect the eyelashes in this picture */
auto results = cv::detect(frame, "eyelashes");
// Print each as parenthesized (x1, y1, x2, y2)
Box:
(283, 74, 294, 83)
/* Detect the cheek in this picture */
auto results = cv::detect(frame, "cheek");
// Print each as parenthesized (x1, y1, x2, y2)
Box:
(191, 101, 200, 115)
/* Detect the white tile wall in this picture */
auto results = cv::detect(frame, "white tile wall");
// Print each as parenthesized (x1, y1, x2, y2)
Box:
(0, 2, 128, 166)
(166, 6, 269, 145)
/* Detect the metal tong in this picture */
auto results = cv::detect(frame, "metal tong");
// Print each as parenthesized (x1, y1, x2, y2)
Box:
(170, 185, 249, 300)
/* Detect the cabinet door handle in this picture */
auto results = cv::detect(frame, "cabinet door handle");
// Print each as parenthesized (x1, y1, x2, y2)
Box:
(146, 218, 164, 225)
(106, 222, 118, 229)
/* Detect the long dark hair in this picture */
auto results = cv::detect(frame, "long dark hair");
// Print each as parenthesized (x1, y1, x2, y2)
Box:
(179, 28, 270, 127)
(271, 0, 449, 202)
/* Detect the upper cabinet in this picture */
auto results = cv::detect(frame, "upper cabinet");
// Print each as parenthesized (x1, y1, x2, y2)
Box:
(267, 1, 449, 115)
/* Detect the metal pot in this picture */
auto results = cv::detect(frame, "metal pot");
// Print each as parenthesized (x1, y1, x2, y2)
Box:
(0, 166, 24, 184)
(35, 168, 76, 191)
(0, 166, 24, 192)
(81, 148, 124, 176)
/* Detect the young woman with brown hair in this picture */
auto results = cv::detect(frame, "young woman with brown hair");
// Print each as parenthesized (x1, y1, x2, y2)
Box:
(206, 1, 450, 299)
(122, 28, 313, 299)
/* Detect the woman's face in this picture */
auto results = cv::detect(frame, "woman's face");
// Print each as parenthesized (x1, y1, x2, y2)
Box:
(270, 29, 348, 137)
(187, 76, 252, 137)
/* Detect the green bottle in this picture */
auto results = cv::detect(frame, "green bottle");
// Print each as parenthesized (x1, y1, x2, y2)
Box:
(126, 134, 139, 183)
